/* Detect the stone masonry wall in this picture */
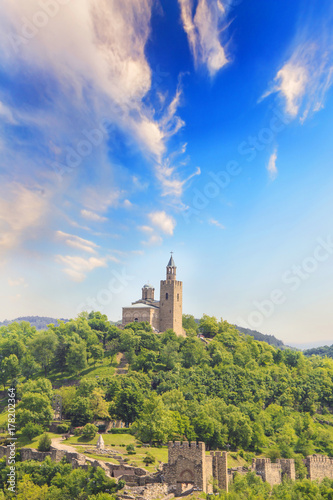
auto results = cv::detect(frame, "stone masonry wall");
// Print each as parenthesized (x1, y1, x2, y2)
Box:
(277, 458, 296, 481)
(166, 441, 206, 492)
(211, 451, 228, 493)
(205, 454, 213, 494)
(304, 455, 333, 481)
(253, 458, 281, 486)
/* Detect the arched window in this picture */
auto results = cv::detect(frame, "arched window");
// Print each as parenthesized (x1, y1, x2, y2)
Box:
(166, 293, 168, 300)
(134, 318, 138, 322)
(177, 294, 179, 301)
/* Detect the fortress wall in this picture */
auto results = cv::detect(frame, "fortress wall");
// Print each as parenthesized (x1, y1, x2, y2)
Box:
(277, 458, 296, 481)
(253, 458, 281, 486)
(304, 455, 333, 481)
(167, 441, 206, 492)
(168, 441, 205, 465)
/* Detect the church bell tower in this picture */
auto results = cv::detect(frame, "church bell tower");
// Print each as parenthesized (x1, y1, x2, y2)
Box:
(159, 254, 184, 336)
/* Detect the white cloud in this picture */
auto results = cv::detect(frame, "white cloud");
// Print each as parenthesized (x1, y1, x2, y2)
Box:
(178, 0, 229, 76)
(0, 183, 48, 255)
(56, 230, 99, 254)
(148, 211, 176, 235)
(123, 199, 133, 208)
(55, 254, 108, 282)
(209, 218, 225, 229)
(267, 148, 278, 180)
(81, 209, 108, 222)
(263, 31, 333, 121)
(156, 164, 201, 198)
(274, 63, 308, 117)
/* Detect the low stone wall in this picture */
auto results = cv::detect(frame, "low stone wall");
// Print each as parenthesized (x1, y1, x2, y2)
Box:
(121, 483, 170, 500)
(0, 444, 148, 484)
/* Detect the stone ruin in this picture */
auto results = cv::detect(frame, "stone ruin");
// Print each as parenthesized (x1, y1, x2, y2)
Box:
(1, 442, 333, 497)
(304, 454, 333, 481)
(96, 434, 105, 450)
(164, 442, 333, 493)
(251, 457, 295, 485)
(164, 441, 228, 494)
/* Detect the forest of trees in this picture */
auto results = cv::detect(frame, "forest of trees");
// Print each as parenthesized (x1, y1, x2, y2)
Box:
(1, 313, 333, 498)
(304, 344, 333, 359)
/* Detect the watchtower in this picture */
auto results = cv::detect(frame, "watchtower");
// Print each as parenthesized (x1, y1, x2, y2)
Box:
(159, 254, 184, 336)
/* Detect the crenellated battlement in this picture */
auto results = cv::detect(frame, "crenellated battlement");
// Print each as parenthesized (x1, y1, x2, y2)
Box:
(305, 455, 333, 464)
(304, 455, 333, 480)
(160, 280, 182, 286)
(168, 441, 204, 450)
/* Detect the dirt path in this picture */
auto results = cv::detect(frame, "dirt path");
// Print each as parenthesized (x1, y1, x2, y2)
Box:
(51, 437, 79, 454)
(116, 353, 128, 375)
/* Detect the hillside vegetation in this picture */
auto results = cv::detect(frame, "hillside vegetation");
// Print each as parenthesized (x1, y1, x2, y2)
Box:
(1, 313, 333, 498)
(304, 344, 333, 359)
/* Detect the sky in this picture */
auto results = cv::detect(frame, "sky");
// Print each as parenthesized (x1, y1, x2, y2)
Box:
(0, 0, 333, 347)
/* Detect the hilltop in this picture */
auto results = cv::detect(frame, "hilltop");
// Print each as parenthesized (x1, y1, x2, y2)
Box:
(0, 315, 69, 330)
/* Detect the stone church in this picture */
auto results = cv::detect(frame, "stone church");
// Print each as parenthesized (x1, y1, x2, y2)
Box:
(122, 254, 184, 336)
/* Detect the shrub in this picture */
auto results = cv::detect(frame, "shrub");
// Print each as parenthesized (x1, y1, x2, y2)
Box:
(74, 427, 83, 436)
(21, 423, 43, 441)
(82, 423, 98, 440)
(107, 429, 131, 434)
(143, 452, 156, 466)
(56, 423, 70, 434)
(126, 444, 136, 455)
(38, 433, 52, 452)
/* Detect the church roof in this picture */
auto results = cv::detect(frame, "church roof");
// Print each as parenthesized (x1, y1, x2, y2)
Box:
(167, 254, 176, 267)
(143, 283, 154, 289)
(124, 302, 160, 309)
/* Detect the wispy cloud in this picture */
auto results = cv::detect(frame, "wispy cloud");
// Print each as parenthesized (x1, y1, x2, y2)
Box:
(56, 231, 99, 254)
(81, 210, 108, 223)
(267, 148, 278, 180)
(141, 234, 163, 247)
(178, 0, 229, 76)
(0, 101, 16, 124)
(209, 218, 225, 229)
(138, 225, 154, 233)
(0, 0, 192, 209)
(262, 22, 333, 122)
(55, 254, 108, 282)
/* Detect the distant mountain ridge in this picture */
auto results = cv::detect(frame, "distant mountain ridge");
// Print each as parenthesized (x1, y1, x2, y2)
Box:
(303, 344, 333, 359)
(235, 325, 286, 348)
(0, 316, 69, 330)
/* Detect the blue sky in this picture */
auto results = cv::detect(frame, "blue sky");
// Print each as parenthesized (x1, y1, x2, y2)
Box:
(1, 0, 333, 346)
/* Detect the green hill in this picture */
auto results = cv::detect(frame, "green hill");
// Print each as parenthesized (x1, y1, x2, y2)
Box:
(304, 344, 333, 359)
(0, 315, 69, 330)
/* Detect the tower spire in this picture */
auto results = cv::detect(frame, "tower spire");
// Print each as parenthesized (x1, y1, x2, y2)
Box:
(167, 251, 176, 268)
(166, 252, 176, 280)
